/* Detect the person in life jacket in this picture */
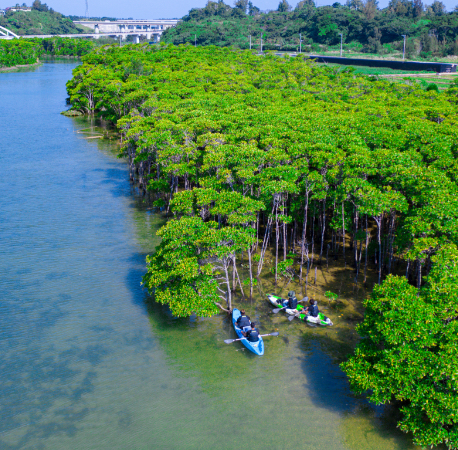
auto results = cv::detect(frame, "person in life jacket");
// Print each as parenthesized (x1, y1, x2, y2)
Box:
(282, 291, 298, 309)
(236, 309, 251, 332)
(287, 291, 298, 309)
(305, 299, 319, 317)
(243, 322, 260, 342)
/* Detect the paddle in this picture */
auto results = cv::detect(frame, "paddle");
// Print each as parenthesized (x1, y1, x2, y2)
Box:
(224, 332, 279, 344)
(288, 313, 301, 322)
(288, 307, 310, 321)
(288, 312, 319, 326)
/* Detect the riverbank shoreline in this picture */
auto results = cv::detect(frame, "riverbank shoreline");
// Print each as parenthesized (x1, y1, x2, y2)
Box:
(0, 61, 42, 72)
(0, 55, 82, 73)
(41, 54, 81, 60)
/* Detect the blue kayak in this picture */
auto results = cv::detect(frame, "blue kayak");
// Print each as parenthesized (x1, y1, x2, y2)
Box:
(232, 309, 264, 356)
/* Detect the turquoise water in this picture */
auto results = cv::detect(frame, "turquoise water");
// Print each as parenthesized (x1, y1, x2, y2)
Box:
(0, 62, 423, 450)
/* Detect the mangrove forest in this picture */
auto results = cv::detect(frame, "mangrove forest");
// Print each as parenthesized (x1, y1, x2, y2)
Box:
(64, 42, 458, 448)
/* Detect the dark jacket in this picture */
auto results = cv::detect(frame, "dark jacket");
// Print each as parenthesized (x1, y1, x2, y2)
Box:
(246, 328, 260, 342)
(308, 304, 319, 317)
(288, 297, 298, 309)
(237, 314, 251, 328)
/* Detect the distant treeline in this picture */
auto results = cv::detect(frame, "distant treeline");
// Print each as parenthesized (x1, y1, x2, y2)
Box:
(162, 0, 458, 58)
(0, 1, 86, 35)
(0, 38, 94, 69)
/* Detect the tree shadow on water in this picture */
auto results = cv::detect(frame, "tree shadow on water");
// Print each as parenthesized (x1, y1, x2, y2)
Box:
(298, 335, 360, 413)
(298, 333, 439, 450)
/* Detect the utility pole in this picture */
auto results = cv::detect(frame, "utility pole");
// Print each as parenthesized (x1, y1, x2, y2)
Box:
(339, 33, 343, 57)
(299, 33, 302, 53)
(119, 34, 121, 47)
(195, 34, 197, 47)
(249, 35, 251, 50)
(261, 34, 263, 53)
(401, 34, 406, 61)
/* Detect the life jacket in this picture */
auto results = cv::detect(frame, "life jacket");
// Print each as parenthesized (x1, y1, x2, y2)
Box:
(309, 304, 319, 317)
(246, 328, 259, 342)
(288, 296, 298, 309)
(237, 315, 251, 328)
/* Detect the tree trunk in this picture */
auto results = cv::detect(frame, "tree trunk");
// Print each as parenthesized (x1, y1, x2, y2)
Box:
(256, 213, 259, 251)
(257, 197, 278, 276)
(342, 202, 346, 268)
(364, 215, 369, 286)
(311, 209, 315, 267)
(223, 260, 232, 311)
(248, 246, 253, 298)
(299, 190, 310, 282)
(304, 256, 310, 294)
(283, 219, 287, 261)
(354, 208, 359, 268)
(387, 212, 395, 275)
(232, 257, 236, 290)
(320, 198, 326, 263)
(275, 206, 279, 284)
(356, 236, 363, 284)
(233, 257, 245, 297)
(257, 217, 272, 276)
(417, 260, 422, 295)
(374, 214, 383, 284)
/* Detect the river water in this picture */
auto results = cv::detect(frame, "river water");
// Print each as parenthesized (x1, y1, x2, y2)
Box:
(0, 62, 423, 450)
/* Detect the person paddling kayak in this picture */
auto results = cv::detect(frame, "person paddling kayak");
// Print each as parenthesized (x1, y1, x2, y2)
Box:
(242, 322, 260, 342)
(287, 291, 298, 309)
(281, 291, 298, 309)
(305, 299, 319, 317)
(236, 309, 251, 332)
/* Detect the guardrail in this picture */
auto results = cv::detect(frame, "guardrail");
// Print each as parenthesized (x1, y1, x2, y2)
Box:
(303, 55, 457, 73)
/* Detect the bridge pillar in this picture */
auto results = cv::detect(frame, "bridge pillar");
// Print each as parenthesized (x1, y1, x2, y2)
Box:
(146, 32, 152, 40)
(133, 35, 140, 44)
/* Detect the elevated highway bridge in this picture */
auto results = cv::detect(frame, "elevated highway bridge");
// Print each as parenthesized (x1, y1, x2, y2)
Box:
(73, 19, 178, 40)
(0, 19, 178, 42)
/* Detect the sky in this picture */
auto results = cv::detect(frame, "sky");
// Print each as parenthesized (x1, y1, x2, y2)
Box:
(2, 0, 457, 19)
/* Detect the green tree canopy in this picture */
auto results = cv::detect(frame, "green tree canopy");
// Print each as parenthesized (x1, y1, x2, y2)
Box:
(161, 0, 458, 55)
(342, 245, 458, 448)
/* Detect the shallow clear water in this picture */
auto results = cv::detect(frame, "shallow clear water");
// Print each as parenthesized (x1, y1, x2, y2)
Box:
(0, 62, 423, 450)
